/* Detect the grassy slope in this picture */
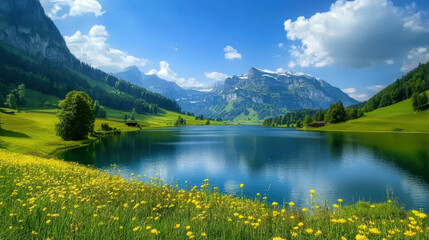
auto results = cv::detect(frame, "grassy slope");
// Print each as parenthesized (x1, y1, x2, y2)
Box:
(0, 150, 427, 240)
(0, 108, 224, 156)
(233, 108, 261, 125)
(21, 89, 61, 108)
(314, 90, 429, 133)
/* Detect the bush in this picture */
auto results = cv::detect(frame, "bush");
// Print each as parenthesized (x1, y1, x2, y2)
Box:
(101, 123, 113, 131)
(174, 116, 187, 126)
(412, 91, 428, 111)
(56, 91, 95, 140)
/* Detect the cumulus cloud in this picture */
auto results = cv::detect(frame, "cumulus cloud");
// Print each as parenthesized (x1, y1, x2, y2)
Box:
(278, 43, 284, 48)
(148, 61, 205, 89)
(204, 72, 229, 81)
(40, 0, 105, 19)
(284, 0, 429, 68)
(64, 25, 148, 73)
(224, 45, 242, 60)
(342, 88, 369, 102)
(341, 88, 356, 94)
(401, 47, 429, 72)
(350, 94, 369, 102)
(367, 85, 385, 92)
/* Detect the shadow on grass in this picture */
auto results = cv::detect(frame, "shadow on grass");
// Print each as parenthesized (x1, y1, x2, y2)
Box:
(0, 139, 7, 149)
(0, 129, 31, 138)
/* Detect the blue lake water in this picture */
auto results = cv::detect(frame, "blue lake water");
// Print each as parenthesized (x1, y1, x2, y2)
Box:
(57, 126, 429, 210)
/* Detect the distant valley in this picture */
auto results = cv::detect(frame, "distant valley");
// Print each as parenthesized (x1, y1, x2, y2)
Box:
(115, 67, 357, 121)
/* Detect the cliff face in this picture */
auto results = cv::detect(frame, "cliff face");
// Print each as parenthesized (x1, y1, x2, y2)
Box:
(0, 0, 75, 65)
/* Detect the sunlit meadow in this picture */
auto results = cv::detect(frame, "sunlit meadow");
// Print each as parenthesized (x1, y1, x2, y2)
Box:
(0, 151, 428, 240)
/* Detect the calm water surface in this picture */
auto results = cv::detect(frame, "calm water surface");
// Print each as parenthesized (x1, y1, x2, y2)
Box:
(57, 126, 429, 210)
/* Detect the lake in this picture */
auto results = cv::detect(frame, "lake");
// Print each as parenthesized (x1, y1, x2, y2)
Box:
(57, 126, 429, 210)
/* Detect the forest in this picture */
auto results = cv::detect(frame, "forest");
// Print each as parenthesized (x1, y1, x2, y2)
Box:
(0, 42, 181, 114)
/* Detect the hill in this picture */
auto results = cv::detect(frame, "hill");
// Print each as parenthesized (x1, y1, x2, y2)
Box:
(0, 0, 181, 114)
(363, 62, 429, 112)
(0, 108, 224, 156)
(314, 90, 429, 133)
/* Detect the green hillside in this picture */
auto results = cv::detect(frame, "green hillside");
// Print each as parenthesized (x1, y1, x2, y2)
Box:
(0, 41, 181, 114)
(314, 90, 429, 133)
(0, 108, 225, 156)
(363, 62, 429, 112)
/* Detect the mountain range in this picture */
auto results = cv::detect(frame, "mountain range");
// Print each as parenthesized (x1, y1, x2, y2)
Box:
(1, 0, 357, 122)
(0, 0, 181, 114)
(115, 67, 357, 121)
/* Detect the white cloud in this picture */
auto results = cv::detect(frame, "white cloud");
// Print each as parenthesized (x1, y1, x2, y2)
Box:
(284, 0, 429, 68)
(401, 47, 429, 72)
(278, 43, 284, 48)
(205, 72, 229, 81)
(40, 0, 105, 19)
(341, 88, 356, 94)
(350, 94, 369, 102)
(367, 85, 385, 92)
(224, 45, 242, 60)
(342, 88, 369, 101)
(148, 61, 205, 89)
(64, 25, 148, 73)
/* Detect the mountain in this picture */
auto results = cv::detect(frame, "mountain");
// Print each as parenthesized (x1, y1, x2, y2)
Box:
(0, 0, 75, 66)
(203, 67, 357, 121)
(114, 67, 212, 114)
(115, 67, 357, 121)
(0, 0, 181, 114)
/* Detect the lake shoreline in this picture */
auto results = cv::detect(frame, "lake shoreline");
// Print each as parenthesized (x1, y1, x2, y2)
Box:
(0, 109, 226, 157)
(263, 125, 429, 135)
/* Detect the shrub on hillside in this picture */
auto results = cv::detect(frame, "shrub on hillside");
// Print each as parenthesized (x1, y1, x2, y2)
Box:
(56, 91, 95, 140)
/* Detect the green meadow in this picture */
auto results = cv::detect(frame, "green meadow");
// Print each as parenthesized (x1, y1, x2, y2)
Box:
(0, 107, 225, 156)
(0, 150, 428, 240)
(312, 90, 429, 134)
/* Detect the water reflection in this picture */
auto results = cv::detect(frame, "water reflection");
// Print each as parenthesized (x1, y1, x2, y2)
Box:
(57, 126, 429, 210)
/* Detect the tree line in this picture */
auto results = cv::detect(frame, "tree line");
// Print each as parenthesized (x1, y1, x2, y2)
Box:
(263, 102, 364, 127)
(363, 62, 429, 112)
(0, 42, 181, 114)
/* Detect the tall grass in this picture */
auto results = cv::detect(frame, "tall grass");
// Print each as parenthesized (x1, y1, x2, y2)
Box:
(0, 150, 427, 239)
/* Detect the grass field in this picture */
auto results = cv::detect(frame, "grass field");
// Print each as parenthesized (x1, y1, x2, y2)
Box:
(0, 150, 428, 240)
(0, 108, 224, 156)
(313, 90, 429, 133)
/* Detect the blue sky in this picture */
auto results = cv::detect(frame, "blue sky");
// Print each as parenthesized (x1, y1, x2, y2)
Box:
(40, 0, 429, 101)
